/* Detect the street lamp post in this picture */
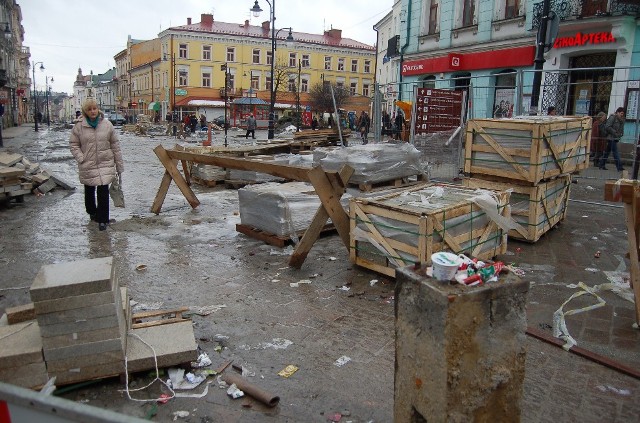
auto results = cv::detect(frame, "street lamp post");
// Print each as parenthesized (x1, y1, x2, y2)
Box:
(45, 76, 53, 127)
(221, 64, 230, 147)
(296, 59, 301, 132)
(31, 61, 44, 132)
(250, 0, 293, 140)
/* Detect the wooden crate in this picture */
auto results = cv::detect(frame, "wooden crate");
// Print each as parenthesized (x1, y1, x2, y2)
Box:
(463, 175, 571, 242)
(349, 183, 509, 278)
(464, 116, 591, 184)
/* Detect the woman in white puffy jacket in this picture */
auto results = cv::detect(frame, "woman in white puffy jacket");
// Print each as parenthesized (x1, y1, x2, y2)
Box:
(69, 98, 124, 231)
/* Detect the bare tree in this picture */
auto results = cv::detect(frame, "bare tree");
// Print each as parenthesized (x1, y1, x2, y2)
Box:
(308, 81, 350, 114)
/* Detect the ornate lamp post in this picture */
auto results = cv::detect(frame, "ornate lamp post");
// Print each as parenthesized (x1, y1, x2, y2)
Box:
(250, 0, 293, 139)
(45, 76, 53, 127)
(31, 61, 44, 132)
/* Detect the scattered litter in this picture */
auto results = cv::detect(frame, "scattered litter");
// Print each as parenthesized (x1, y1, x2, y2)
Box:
(553, 282, 607, 350)
(290, 279, 312, 287)
(586, 186, 595, 190)
(132, 302, 163, 312)
(339, 286, 350, 291)
(602, 271, 635, 303)
(278, 365, 299, 378)
(172, 410, 190, 420)
(584, 268, 599, 273)
(239, 338, 293, 351)
(270, 246, 294, 256)
(334, 356, 351, 367)
(213, 334, 229, 342)
(369, 279, 378, 286)
(328, 412, 342, 422)
(174, 383, 210, 399)
(272, 279, 281, 283)
(596, 385, 631, 396)
(191, 353, 212, 368)
(188, 304, 227, 316)
(329, 257, 337, 261)
(309, 273, 320, 278)
(591, 236, 598, 240)
(157, 394, 171, 404)
(582, 215, 589, 218)
(594, 251, 601, 258)
(135, 263, 147, 271)
(168, 368, 207, 390)
(226, 383, 245, 399)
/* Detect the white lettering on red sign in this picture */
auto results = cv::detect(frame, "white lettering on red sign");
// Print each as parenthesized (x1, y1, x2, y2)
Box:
(402, 63, 424, 73)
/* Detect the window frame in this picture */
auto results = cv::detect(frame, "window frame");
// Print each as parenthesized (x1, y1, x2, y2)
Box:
(202, 45, 211, 61)
(179, 44, 188, 59)
(226, 47, 235, 62)
(252, 49, 261, 64)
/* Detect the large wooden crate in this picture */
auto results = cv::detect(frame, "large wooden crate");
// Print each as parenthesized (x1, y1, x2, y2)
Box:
(464, 116, 591, 184)
(463, 175, 571, 242)
(349, 183, 509, 278)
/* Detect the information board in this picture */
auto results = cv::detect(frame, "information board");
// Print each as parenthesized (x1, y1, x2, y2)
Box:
(413, 88, 464, 135)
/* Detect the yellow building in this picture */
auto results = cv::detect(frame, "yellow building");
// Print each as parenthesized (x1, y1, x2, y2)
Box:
(151, 13, 375, 127)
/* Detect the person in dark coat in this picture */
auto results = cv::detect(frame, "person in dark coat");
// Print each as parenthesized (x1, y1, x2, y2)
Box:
(598, 107, 625, 171)
(394, 112, 405, 141)
(189, 114, 197, 133)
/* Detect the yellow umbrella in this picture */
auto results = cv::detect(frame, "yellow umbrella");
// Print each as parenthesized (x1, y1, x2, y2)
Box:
(395, 100, 413, 119)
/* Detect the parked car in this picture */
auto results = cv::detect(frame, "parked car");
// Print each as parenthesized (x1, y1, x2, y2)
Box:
(212, 115, 227, 127)
(108, 113, 126, 125)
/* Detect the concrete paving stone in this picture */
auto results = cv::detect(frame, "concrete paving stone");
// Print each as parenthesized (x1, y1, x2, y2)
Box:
(1, 371, 49, 390)
(38, 314, 120, 338)
(0, 361, 47, 380)
(40, 324, 121, 352)
(43, 338, 124, 362)
(125, 321, 197, 373)
(45, 350, 125, 373)
(48, 360, 125, 386)
(32, 287, 117, 315)
(5, 302, 35, 324)
(0, 321, 44, 369)
(36, 303, 119, 326)
(30, 257, 114, 302)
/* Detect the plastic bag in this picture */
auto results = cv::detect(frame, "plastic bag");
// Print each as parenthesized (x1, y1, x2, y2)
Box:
(109, 174, 125, 208)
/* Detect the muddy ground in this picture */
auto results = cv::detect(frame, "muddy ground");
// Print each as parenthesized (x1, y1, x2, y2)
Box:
(1, 125, 639, 422)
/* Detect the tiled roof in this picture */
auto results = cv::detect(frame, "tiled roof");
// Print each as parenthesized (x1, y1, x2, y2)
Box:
(171, 21, 375, 51)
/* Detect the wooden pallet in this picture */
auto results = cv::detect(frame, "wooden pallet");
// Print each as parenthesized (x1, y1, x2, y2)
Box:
(131, 307, 190, 329)
(236, 223, 335, 247)
(350, 175, 427, 192)
(463, 175, 571, 242)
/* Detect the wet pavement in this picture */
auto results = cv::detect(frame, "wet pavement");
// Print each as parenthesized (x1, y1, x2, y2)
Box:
(0, 124, 639, 422)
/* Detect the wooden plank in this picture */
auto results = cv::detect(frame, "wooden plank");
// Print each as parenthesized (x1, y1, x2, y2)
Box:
(354, 206, 406, 268)
(132, 307, 189, 320)
(152, 145, 200, 211)
(151, 170, 173, 214)
(604, 180, 637, 203)
(131, 317, 187, 329)
(624, 202, 640, 324)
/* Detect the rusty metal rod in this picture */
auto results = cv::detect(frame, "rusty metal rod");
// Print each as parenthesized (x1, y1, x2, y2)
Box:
(222, 373, 280, 407)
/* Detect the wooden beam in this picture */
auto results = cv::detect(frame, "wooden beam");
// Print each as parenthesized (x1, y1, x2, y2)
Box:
(624, 202, 640, 324)
(150, 171, 173, 215)
(152, 145, 200, 212)
(165, 150, 311, 182)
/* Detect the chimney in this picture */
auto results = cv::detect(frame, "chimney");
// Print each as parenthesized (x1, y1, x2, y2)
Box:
(245, 19, 249, 28)
(201, 13, 213, 25)
(326, 28, 342, 39)
(187, 17, 192, 25)
(261, 21, 270, 31)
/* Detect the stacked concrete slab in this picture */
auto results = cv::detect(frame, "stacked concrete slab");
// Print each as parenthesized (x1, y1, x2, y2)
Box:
(30, 257, 128, 385)
(0, 321, 48, 388)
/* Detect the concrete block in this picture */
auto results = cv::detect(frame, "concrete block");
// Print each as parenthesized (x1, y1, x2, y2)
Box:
(35, 178, 56, 194)
(126, 321, 197, 373)
(6, 303, 35, 324)
(48, 360, 124, 386)
(45, 350, 124, 372)
(36, 303, 118, 326)
(43, 338, 124, 362)
(30, 257, 114, 302)
(33, 287, 117, 315)
(38, 315, 120, 338)
(1, 367, 49, 389)
(0, 361, 47, 380)
(0, 321, 44, 369)
(0, 152, 23, 167)
(394, 266, 529, 423)
(41, 326, 122, 350)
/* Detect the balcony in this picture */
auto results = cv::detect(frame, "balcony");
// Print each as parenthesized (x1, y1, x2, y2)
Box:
(532, 0, 640, 28)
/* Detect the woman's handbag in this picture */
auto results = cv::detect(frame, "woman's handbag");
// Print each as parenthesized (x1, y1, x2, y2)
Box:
(109, 174, 125, 208)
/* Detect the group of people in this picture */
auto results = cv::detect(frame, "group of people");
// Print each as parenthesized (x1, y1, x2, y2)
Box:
(591, 107, 626, 171)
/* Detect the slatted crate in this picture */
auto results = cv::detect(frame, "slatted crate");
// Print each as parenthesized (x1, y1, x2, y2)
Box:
(464, 116, 591, 185)
(463, 175, 571, 243)
(349, 183, 510, 278)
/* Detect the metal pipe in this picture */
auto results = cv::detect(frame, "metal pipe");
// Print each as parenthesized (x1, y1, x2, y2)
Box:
(222, 373, 280, 407)
(529, 0, 551, 115)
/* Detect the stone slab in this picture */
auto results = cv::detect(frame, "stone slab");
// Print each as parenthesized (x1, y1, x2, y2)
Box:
(0, 321, 44, 369)
(43, 338, 124, 362)
(49, 360, 124, 386)
(40, 326, 123, 350)
(0, 167, 25, 178)
(36, 303, 118, 326)
(30, 257, 114, 302)
(2, 369, 49, 389)
(49, 173, 76, 190)
(6, 303, 35, 324)
(45, 350, 124, 372)
(0, 361, 47, 380)
(126, 321, 198, 373)
(38, 315, 120, 338)
(33, 288, 117, 315)
(0, 152, 23, 167)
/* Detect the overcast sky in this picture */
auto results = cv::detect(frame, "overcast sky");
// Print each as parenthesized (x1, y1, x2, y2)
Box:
(20, 0, 391, 95)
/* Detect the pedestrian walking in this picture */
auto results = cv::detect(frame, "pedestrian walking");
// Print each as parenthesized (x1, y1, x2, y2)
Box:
(245, 114, 257, 139)
(394, 111, 405, 141)
(599, 107, 625, 171)
(69, 98, 124, 231)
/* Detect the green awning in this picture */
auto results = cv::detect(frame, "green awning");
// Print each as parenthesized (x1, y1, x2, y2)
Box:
(148, 102, 161, 111)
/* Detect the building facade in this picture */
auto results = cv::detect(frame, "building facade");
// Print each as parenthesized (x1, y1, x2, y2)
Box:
(1, 0, 30, 128)
(144, 13, 376, 126)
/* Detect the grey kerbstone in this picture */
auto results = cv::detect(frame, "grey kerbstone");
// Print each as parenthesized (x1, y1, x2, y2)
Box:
(126, 321, 197, 373)
(30, 257, 114, 302)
